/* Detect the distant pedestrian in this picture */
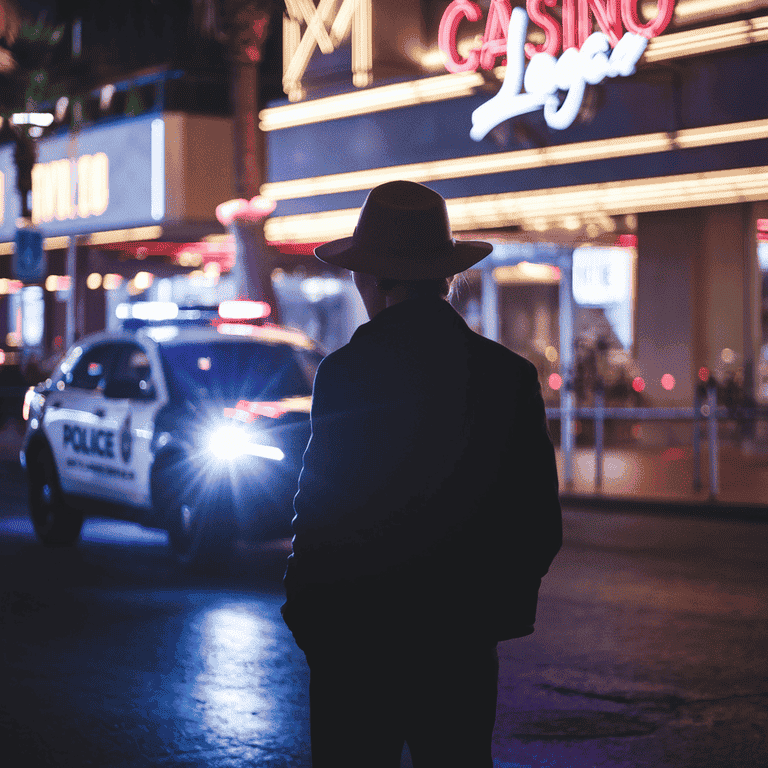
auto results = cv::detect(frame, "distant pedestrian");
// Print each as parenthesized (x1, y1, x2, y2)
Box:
(282, 180, 562, 767)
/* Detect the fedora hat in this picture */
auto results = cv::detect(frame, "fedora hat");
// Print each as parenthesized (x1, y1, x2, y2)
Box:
(314, 180, 493, 279)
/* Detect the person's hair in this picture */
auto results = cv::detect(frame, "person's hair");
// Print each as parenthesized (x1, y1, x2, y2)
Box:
(376, 276, 454, 300)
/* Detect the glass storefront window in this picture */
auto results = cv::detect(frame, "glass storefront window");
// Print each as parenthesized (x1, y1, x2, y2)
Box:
(572, 247, 634, 352)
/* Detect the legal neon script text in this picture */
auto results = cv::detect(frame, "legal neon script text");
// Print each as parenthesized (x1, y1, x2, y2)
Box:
(438, 0, 675, 138)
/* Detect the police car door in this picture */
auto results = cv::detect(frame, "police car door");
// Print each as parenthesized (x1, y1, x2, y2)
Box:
(99, 343, 159, 509)
(46, 341, 118, 497)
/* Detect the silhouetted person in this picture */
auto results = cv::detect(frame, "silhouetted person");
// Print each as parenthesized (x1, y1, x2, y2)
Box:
(282, 181, 562, 767)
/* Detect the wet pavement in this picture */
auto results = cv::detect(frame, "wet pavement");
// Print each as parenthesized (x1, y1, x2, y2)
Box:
(493, 509, 768, 767)
(1, 454, 767, 767)
(0, 516, 312, 767)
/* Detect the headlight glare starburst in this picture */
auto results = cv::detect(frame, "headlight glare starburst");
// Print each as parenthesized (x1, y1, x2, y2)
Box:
(207, 424, 251, 461)
(205, 422, 285, 463)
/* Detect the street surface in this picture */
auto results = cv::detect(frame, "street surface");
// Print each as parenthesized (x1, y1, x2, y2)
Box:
(0, 458, 766, 767)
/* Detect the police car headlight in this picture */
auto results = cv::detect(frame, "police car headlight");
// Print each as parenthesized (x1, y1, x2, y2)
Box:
(207, 424, 248, 460)
(23, 387, 46, 422)
(206, 424, 284, 462)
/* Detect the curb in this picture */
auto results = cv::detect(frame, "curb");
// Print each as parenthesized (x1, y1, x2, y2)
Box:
(560, 492, 768, 523)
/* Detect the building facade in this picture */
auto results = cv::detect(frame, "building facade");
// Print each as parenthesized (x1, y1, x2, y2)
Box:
(261, 0, 768, 412)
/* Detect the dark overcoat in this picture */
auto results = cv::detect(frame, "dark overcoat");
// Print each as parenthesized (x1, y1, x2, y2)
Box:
(282, 297, 562, 650)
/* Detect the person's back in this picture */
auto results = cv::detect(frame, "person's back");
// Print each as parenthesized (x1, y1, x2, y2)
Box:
(285, 295, 560, 644)
(281, 181, 562, 767)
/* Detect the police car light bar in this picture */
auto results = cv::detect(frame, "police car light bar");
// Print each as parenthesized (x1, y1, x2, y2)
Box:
(116, 302, 180, 322)
(218, 300, 271, 320)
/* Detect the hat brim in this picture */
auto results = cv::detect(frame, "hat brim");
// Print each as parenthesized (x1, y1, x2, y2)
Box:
(314, 237, 493, 280)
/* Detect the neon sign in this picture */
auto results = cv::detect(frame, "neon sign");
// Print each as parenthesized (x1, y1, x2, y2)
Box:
(438, 0, 675, 137)
(283, 0, 373, 102)
(31, 153, 109, 224)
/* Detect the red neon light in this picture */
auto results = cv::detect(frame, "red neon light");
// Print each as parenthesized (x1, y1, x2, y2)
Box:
(438, 0, 675, 65)
(100, 239, 236, 273)
(438, 0, 483, 73)
(579, 0, 622, 49)
(215, 195, 276, 227)
(621, 0, 674, 38)
(223, 400, 289, 423)
(480, 0, 512, 70)
(526, 0, 561, 57)
(563, 0, 577, 50)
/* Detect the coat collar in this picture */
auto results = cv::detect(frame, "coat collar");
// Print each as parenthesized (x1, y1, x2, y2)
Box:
(351, 297, 468, 342)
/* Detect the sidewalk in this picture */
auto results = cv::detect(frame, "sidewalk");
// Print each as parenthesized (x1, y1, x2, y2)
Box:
(556, 443, 768, 520)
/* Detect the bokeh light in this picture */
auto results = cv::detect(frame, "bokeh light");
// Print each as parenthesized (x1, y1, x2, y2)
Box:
(661, 373, 676, 391)
(545, 345, 559, 362)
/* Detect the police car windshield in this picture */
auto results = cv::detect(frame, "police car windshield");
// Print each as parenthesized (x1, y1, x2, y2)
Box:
(158, 340, 313, 403)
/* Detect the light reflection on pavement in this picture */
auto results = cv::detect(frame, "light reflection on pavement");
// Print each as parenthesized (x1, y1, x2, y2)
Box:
(155, 594, 312, 766)
(189, 605, 279, 745)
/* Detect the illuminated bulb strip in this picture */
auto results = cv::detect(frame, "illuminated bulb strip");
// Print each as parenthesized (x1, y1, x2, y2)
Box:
(262, 15, 768, 131)
(266, 208, 360, 244)
(43, 236, 70, 250)
(0, 235, 71, 253)
(644, 16, 768, 62)
(261, 118, 768, 201)
(652, 0, 768, 24)
(261, 71, 485, 131)
(352, 0, 372, 87)
(264, 166, 768, 242)
(87, 226, 162, 245)
(0, 229, 163, 253)
(446, 167, 768, 229)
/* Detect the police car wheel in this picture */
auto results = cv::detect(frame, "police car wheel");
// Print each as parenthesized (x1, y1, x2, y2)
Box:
(167, 490, 235, 569)
(27, 444, 84, 547)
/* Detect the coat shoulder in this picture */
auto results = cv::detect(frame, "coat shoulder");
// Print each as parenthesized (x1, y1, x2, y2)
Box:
(313, 343, 357, 381)
(465, 328, 540, 382)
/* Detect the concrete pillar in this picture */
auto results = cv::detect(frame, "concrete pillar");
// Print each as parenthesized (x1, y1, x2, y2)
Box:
(698, 206, 747, 384)
(636, 209, 701, 405)
(637, 204, 761, 405)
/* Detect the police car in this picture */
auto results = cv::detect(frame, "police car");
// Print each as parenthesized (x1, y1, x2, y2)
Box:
(20, 302, 322, 568)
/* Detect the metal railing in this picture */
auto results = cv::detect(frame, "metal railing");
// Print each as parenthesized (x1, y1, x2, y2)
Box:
(545, 385, 763, 499)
